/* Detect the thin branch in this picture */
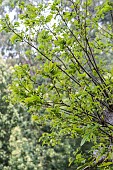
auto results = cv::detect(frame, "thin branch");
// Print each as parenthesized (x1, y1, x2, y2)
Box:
(5, 20, 81, 87)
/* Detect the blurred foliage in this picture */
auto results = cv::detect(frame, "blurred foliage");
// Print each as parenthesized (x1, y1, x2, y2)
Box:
(0, 57, 17, 169)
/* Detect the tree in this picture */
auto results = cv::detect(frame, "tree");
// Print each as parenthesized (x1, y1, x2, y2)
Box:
(1, 0, 113, 169)
(0, 57, 18, 169)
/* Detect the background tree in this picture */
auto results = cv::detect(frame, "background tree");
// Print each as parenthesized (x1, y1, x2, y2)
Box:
(0, 57, 18, 169)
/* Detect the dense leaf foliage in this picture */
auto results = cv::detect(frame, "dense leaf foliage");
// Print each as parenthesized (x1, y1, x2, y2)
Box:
(1, 0, 113, 169)
(0, 58, 78, 169)
(0, 58, 18, 169)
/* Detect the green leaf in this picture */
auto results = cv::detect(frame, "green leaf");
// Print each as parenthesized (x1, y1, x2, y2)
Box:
(80, 134, 90, 146)
(98, 162, 113, 167)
